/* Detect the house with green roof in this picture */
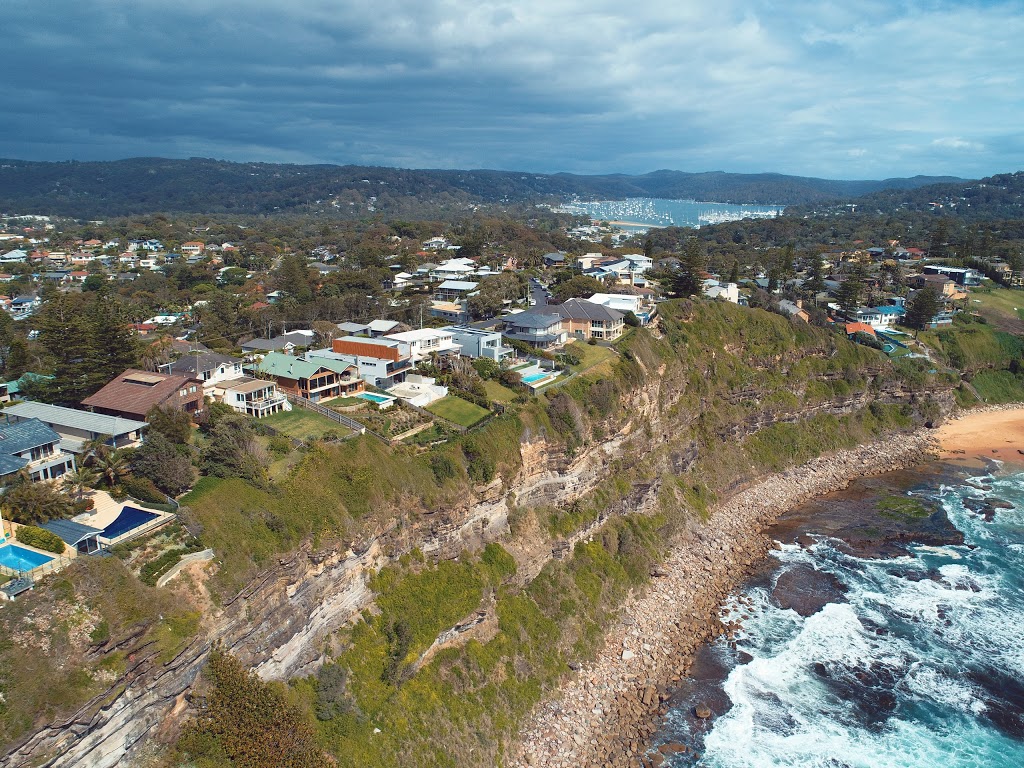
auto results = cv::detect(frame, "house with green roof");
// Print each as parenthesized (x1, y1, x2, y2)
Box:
(256, 352, 363, 402)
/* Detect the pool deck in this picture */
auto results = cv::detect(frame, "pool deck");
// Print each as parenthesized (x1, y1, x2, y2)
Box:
(73, 491, 175, 546)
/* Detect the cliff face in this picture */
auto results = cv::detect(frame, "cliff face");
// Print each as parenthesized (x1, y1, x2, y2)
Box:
(0, 311, 956, 768)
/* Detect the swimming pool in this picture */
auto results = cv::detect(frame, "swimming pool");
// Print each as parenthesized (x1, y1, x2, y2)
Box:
(0, 543, 56, 572)
(522, 371, 551, 384)
(357, 392, 392, 403)
(102, 506, 160, 540)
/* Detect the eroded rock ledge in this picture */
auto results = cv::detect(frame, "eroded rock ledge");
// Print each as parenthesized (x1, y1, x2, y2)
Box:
(508, 431, 939, 768)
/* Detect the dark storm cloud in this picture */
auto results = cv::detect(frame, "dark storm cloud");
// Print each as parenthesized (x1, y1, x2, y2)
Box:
(2, 0, 1023, 178)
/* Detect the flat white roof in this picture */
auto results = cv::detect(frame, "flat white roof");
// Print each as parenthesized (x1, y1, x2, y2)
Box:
(385, 329, 453, 342)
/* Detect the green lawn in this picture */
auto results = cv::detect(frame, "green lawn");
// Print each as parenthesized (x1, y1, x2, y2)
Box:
(321, 395, 365, 407)
(262, 408, 351, 440)
(426, 396, 491, 427)
(483, 379, 518, 404)
(970, 286, 1024, 330)
(564, 340, 616, 376)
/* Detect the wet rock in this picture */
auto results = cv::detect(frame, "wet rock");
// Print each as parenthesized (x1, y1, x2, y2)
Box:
(771, 564, 847, 617)
(694, 703, 712, 719)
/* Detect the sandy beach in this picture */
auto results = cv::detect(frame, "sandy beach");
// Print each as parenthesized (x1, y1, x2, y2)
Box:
(935, 405, 1024, 463)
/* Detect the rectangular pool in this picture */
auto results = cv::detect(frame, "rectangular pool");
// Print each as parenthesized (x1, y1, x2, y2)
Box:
(522, 371, 551, 384)
(357, 392, 392, 403)
(0, 543, 56, 571)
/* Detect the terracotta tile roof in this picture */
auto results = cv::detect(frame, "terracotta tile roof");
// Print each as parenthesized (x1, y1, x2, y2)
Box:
(82, 369, 203, 420)
(844, 322, 876, 336)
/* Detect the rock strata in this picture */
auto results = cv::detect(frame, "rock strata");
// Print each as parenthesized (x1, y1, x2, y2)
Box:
(508, 430, 938, 768)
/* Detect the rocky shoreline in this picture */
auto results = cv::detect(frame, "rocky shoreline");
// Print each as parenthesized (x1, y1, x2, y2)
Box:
(508, 429, 941, 768)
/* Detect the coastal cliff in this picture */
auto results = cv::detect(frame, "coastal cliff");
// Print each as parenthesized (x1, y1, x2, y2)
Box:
(0, 301, 958, 768)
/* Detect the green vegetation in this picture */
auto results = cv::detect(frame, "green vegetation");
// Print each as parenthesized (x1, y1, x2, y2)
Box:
(262, 409, 350, 441)
(427, 396, 491, 428)
(175, 648, 331, 768)
(971, 370, 1024, 403)
(482, 379, 518, 404)
(877, 494, 932, 520)
(14, 525, 66, 554)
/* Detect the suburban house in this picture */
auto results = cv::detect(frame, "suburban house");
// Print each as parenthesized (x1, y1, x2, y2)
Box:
(556, 298, 625, 341)
(257, 352, 364, 402)
(3, 401, 147, 452)
(0, 249, 28, 264)
(434, 280, 478, 303)
(542, 252, 566, 267)
(0, 372, 53, 403)
(82, 369, 204, 421)
(366, 319, 403, 337)
(908, 274, 966, 299)
(501, 309, 569, 349)
(442, 325, 514, 361)
(778, 299, 810, 322)
(160, 352, 244, 394)
(320, 336, 414, 387)
(384, 328, 460, 362)
(181, 241, 206, 256)
(922, 265, 982, 287)
(0, 417, 76, 483)
(703, 281, 740, 303)
(209, 377, 291, 417)
(240, 330, 316, 356)
(587, 292, 657, 324)
(855, 305, 905, 329)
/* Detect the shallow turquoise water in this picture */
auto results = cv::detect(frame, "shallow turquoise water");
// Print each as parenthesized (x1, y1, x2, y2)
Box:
(657, 467, 1024, 767)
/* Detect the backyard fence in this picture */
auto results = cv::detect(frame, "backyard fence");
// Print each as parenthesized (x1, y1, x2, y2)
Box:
(286, 394, 389, 444)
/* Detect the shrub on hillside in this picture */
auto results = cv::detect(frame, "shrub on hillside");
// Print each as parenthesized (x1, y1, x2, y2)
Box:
(15, 525, 65, 554)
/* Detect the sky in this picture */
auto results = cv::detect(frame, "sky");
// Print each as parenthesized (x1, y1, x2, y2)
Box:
(3, 0, 1023, 180)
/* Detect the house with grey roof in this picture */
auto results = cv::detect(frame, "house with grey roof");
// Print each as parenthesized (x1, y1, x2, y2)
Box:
(501, 308, 568, 349)
(0, 417, 76, 482)
(240, 330, 315, 356)
(160, 352, 244, 393)
(3, 402, 147, 452)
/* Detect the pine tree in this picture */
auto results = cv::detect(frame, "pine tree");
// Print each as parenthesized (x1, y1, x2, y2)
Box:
(729, 260, 740, 284)
(905, 288, 942, 330)
(674, 238, 708, 296)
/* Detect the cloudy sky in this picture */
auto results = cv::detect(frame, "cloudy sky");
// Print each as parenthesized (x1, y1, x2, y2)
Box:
(3, 1, 1023, 179)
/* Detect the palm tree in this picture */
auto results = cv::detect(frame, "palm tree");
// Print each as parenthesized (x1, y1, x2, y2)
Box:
(64, 466, 99, 502)
(95, 450, 129, 490)
(80, 434, 113, 467)
(3, 480, 72, 525)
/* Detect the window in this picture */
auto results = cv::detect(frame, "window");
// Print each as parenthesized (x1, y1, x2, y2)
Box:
(180, 389, 187, 397)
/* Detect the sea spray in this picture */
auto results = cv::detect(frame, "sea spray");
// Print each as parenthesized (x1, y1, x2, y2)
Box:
(653, 467, 1024, 767)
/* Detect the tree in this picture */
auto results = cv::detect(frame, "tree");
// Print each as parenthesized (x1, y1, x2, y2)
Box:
(2, 476, 73, 525)
(201, 415, 268, 484)
(729, 260, 740, 284)
(131, 435, 195, 496)
(551, 274, 605, 303)
(928, 219, 950, 260)
(835, 279, 862, 318)
(65, 466, 99, 502)
(146, 404, 193, 445)
(905, 288, 942, 330)
(95, 449, 130, 490)
(673, 238, 707, 297)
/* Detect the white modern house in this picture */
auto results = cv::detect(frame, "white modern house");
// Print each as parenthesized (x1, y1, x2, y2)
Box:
(442, 325, 514, 361)
(384, 328, 460, 362)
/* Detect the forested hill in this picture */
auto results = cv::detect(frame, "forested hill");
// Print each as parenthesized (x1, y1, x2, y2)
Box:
(793, 171, 1024, 222)
(0, 157, 961, 219)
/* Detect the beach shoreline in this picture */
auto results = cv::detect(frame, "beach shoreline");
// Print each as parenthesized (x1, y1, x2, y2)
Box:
(508, 405, 1024, 768)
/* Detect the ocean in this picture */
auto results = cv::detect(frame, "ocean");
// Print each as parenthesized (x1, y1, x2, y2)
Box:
(555, 198, 781, 230)
(651, 462, 1024, 767)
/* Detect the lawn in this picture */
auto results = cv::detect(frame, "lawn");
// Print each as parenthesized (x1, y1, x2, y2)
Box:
(262, 408, 351, 440)
(426, 396, 491, 427)
(564, 340, 616, 376)
(483, 379, 518, 404)
(970, 286, 1024, 331)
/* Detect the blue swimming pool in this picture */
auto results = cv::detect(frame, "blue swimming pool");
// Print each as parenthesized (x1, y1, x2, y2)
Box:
(357, 392, 393, 404)
(0, 543, 56, 571)
(522, 371, 551, 383)
(102, 506, 159, 540)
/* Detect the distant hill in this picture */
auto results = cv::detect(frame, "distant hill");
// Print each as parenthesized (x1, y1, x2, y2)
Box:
(807, 171, 1024, 222)
(0, 157, 964, 219)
